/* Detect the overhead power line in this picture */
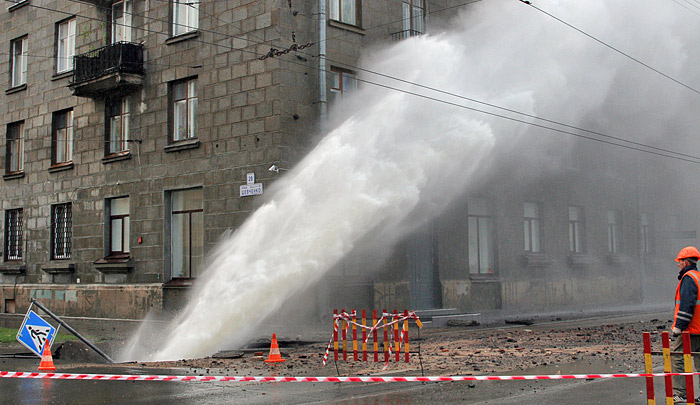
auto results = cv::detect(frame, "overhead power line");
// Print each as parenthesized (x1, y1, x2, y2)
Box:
(519, 0, 700, 96)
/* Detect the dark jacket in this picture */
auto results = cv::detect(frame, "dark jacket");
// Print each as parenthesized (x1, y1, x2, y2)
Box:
(675, 264, 699, 331)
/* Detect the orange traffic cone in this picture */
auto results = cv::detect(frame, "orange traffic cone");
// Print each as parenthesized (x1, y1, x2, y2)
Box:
(38, 340, 56, 371)
(264, 333, 286, 363)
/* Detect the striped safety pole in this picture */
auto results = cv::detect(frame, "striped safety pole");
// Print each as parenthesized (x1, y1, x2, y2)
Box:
(662, 332, 673, 405)
(643, 332, 655, 405)
(352, 310, 358, 362)
(683, 332, 694, 405)
(341, 308, 347, 361)
(404, 309, 409, 363)
(393, 310, 400, 362)
(333, 309, 339, 361)
(373, 309, 379, 362)
(362, 309, 367, 362)
(383, 310, 389, 363)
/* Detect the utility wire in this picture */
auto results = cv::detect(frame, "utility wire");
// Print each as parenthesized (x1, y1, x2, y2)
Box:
(352, 75, 700, 164)
(519, 0, 700, 96)
(670, 0, 700, 16)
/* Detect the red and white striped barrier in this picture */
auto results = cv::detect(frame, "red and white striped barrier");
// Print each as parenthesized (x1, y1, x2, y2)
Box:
(3, 370, 700, 383)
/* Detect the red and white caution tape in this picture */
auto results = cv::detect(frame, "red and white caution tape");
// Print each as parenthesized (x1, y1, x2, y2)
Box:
(4, 370, 700, 382)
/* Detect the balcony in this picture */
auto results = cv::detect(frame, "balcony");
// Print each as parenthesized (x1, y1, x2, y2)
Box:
(390, 29, 423, 42)
(69, 42, 144, 98)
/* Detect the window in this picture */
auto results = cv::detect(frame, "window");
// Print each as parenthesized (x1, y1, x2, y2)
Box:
(329, 67, 357, 104)
(52, 109, 74, 165)
(51, 203, 72, 260)
(329, 0, 359, 26)
(10, 36, 27, 87)
(170, 188, 203, 279)
(172, 0, 199, 36)
(171, 78, 197, 141)
(468, 197, 494, 275)
(640, 213, 652, 254)
(106, 98, 130, 154)
(112, 0, 132, 43)
(4, 209, 23, 261)
(108, 197, 130, 257)
(5, 121, 24, 174)
(523, 202, 541, 253)
(607, 210, 621, 254)
(402, 0, 425, 36)
(568, 206, 585, 253)
(56, 18, 76, 74)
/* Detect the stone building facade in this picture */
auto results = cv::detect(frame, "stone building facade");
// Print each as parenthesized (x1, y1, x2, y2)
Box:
(0, 0, 693, 321)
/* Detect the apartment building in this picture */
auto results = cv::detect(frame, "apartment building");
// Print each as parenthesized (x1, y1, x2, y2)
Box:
(0, 0, 692, 321)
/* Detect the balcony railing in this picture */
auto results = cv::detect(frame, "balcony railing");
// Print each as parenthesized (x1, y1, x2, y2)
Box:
(73, 41, 144, 84)
(390, 29, 423, 42)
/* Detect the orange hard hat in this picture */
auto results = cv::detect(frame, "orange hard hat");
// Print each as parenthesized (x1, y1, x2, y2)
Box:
(676, 246, 700, 262)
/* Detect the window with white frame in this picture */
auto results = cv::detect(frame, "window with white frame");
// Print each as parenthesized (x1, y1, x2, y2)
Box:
(640, 213, 652, 254)
(607, 210, 621, 254)
(6, 121, 24, 174)
(4, 209, 23, 261)
(468, 197, 494, 275)
(568, 206, 585, 253)
(108, 197, 130, 257)
(329, 0, 359, 26)
(51, 203, 72, 260)
(10, 36, 27, 87)
(172, 0, 199, 36)
(112, 0, 132, 43)
(171, 77, 197, 141)
(524, 202, 541, 253)
(170, 188, 203, 279)
(329, 67, 357, 105)
(106, 97, 130, 154)
(56, 18, 76, 74)
(52, 109, 73, 165)
(402, 0, 425, 36)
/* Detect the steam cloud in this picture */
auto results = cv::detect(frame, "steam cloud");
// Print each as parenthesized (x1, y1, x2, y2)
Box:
(122, 0, 700, 360)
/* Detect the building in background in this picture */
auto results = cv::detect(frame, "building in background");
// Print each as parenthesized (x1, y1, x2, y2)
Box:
(0, 0, 694, 321)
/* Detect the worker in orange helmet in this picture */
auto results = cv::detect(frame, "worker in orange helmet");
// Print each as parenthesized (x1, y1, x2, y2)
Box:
(672, 246, 700, 404)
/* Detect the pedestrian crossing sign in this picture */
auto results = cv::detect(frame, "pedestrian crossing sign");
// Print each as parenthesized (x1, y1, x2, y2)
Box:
(16, 310, 57, 357)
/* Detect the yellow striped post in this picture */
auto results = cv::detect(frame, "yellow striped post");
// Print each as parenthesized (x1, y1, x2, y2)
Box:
(352, 310, 358, 361)
(403, 309, 409, 363)
(393, 310, 400, 361)
(682, 332, 694, 405)
(643, 332, 655, 405)
(662, 332, 673, 405)
(362, 310, 367, 361)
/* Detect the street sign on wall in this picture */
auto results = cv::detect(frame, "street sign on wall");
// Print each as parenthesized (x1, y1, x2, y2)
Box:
(240, 172, 264, 197)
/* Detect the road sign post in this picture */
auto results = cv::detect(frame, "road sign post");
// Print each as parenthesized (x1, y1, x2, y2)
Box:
(16, 308, 57, 358)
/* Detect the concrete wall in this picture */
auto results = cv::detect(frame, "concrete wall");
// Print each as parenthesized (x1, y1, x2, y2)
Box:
(1, 284, 162, 319)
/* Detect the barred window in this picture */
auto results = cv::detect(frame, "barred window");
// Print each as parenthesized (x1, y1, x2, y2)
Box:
(51, 203, 72, 260)
(5, 209, 23, 261)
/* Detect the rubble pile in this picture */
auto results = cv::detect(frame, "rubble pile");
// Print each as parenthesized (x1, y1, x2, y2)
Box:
(134, 317, 671, 377)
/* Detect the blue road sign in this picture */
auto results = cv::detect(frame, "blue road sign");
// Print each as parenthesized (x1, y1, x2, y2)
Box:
(16, 310, 56, 357)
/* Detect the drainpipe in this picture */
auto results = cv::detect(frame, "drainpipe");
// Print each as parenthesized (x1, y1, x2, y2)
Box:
(318, 0, 328, 132)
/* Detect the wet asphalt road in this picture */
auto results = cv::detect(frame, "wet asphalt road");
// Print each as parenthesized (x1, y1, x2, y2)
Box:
(0, 368, 662, 404)
(0, 310, 679, 404)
